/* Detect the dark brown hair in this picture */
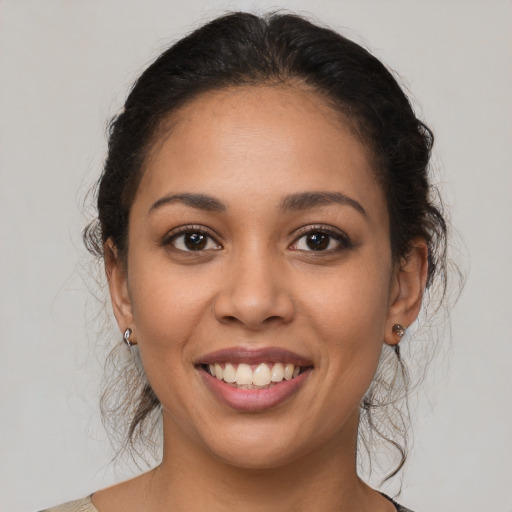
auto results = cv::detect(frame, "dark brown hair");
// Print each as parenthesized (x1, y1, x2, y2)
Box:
(84, 12, 449, 482)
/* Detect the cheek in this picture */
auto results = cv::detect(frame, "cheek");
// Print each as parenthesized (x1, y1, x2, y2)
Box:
(125, 261, 215, 418)
(126, 257, 215, 360)
(302, 256, 391, 385)
(304, 255, 391, 334)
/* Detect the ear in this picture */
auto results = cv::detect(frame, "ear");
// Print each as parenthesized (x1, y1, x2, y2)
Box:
(104, 239, 134, 334)
(384, 238, 429, 346)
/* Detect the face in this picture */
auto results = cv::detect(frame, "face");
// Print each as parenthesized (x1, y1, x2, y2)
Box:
(109, 85, 421, 469)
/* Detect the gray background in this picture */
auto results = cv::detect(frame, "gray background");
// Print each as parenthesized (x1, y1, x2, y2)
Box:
(1, 1, 511, 510)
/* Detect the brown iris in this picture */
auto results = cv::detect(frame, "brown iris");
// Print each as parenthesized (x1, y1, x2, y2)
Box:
(306, 233, 330, 250)
(184, 232, 208, 250)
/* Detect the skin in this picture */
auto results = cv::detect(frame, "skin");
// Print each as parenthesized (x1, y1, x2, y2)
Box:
(96, 85, 428, 512)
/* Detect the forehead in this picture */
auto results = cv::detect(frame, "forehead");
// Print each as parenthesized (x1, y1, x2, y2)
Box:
(136, 85, 385, 220)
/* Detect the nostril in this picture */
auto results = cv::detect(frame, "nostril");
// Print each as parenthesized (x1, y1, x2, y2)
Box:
(262, 315, 286, 324)
(220, 314, 287, 330)
(220, 315, 240, 324)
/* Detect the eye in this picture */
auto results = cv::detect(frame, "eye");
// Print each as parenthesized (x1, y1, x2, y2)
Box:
(290, 227, 351, 252)
(165, 227, 222, 252)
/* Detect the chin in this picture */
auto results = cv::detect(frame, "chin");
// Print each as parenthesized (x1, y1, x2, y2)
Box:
(213, 444, 306, 472)
(198, 422, 322, 472)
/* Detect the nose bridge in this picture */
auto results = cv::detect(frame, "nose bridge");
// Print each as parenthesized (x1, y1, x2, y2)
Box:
(214, 239, 294, 329)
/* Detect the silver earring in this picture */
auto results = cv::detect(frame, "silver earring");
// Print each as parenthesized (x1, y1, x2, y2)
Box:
(123, 328, 133, 347)
(392, 324, 406, 339)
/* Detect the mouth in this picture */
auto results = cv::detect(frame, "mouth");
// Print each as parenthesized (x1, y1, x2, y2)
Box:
(201, 362, 309, 389)
(195, 347, 314, 412)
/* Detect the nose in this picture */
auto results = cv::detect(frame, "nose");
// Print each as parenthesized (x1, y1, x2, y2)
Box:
(213, 250, 295, 330)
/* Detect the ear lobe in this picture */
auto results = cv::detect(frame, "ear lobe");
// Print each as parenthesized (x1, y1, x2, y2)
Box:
(104, 239, 134, 332)
(384, 238, 429, 346)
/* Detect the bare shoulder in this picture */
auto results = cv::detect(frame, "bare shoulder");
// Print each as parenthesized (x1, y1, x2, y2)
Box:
(38, 496, 98, 512)
(89, 470, 156, 512)
(36, 475, 150, 512)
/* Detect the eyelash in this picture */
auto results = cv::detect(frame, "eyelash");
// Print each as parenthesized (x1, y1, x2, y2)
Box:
(162, 224, 352, 254)
(290, 225, 352, 253)
(162, 225, 222, 253)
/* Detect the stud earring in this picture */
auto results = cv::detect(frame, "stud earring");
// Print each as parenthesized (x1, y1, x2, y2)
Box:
(392, 324, 406, 339)
(123, 328, 134, 347)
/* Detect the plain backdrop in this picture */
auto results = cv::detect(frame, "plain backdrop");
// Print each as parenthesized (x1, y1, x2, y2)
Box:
(1, 1, 511, 511)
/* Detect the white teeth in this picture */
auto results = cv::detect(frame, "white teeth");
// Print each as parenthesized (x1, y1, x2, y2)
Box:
(284, 363, 294, 380)
(207, 362, 305, 387)
(271, 363, 284, 382)
(223, 363, 236, 383)
(252, 363, 272, 386)
(235, 363, 253, 385)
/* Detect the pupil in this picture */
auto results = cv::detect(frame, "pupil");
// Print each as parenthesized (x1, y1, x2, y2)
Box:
(306, 233, 329, 250)
(185, 233, 207, 250)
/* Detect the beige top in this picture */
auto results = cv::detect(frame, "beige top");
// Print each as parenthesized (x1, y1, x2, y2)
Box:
(40, 494, 412, 511)
(39, 496, 98, 512)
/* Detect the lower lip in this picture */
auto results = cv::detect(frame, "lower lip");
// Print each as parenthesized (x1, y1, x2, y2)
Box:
(199, 367, 311, 412)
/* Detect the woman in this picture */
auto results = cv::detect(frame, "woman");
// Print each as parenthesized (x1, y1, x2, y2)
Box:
(43, 11, 447, 512)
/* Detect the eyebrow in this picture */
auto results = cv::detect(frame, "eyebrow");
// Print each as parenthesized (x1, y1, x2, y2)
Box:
(148, 190, 367, 217)
(149, 193, 226, 214)
(279, 191, 367, 217)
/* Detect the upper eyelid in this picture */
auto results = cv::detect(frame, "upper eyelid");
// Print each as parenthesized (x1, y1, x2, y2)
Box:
(163, 227, 223, 256)
(291, 224, 349, 239)
(290, 225, 352, 250)
(164, 224, 219, 239)
(161, 225, 223, 250)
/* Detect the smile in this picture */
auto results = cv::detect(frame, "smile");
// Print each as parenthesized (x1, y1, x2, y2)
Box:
(196, 348, 314, 412)
(205, 362, 307, 388)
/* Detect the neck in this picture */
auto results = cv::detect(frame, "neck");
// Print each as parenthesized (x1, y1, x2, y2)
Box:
(144, 411, 378, 512)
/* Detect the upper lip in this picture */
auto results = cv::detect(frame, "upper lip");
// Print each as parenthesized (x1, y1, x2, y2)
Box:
(195, 347, 314, 367)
